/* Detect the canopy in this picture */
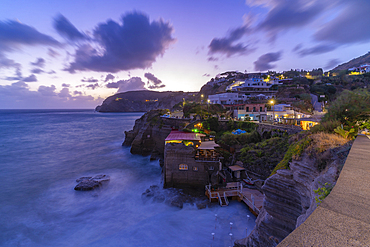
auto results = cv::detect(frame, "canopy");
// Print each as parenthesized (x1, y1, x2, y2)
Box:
(228, 165, 245, 172)
(197, 141, 220, 150)
(165, 130, 205, 142)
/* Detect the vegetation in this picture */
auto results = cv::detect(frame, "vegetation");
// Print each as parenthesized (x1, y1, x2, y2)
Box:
(270, 135, 311, 176)
(314, 182, 334, 204)
(322, 89, 370, 125)
(219, 130, 261, 147)
(239, 136, 289, 179)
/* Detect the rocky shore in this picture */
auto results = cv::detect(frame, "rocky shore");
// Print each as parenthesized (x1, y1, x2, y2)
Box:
(123, 110, 190, 162)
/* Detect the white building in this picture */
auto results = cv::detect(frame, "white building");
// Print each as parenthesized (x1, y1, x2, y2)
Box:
(226, 77, 271, 91)
(348, 64, 370, 74)
(208, 93, 249, 105)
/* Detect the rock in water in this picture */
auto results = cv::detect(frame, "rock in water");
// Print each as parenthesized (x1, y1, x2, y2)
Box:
(74, 175, 110, 191)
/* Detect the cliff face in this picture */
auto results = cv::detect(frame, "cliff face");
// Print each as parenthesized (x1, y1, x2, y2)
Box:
(235, 144, 351, 247)
(96, 90, 197, 112)
(123, 110, 190, 161)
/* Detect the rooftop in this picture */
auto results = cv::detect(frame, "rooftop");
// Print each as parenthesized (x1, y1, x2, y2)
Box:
(165, 130, 206, 142)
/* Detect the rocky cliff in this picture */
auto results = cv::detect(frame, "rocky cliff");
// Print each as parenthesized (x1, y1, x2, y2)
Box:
(96, 90, 197, 112)
(235, 143, 351, 247)
(123, 110, 191, 161)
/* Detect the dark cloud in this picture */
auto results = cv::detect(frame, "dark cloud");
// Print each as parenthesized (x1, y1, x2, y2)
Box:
(144, 72, 162, 85)
(203, 73, 211, 77)
(0, 20, 60, 51)
(208, 25, 255, 57)
(31, 68, 44, 74)
(38, 85, 56, 96)
(81, 77, 98, 82)
(62, 83, 70, 87)
(23, 74, 37, 82)
(86, 83, 99, 90)
(48, 48, 60, 58)
(207, 56, 218, 62)
(47, 70, 56, 74)
(73, 91, 82, 95)
(254, 51, 282, 71)
(314, 0, 370, 45)
(65, 12, 175, 73)
(324, 59, 340, 70)
(144, 72, 165, 89)
(148, 84, 165, 89)
(0, 53, 20, 69)
(53, 14, 87, 41)
(30, 58, 45, 68)
(296, 44, 337, 56)
(106, 77, 146, 92)
(257, 0, 324, 39)
(58, 87, 71, 98)
(104, 73, 115, 82)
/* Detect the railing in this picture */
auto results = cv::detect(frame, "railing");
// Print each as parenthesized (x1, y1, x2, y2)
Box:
(206, 183, 259, 213)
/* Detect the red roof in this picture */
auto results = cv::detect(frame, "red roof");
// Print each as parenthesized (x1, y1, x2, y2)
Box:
(165, 130, 205, 141)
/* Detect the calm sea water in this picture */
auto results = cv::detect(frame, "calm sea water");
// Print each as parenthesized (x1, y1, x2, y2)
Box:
(0, 110, 255, 247)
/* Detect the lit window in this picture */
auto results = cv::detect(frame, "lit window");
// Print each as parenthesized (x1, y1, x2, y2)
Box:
(193, 166, 198, 171)
(179, 164, 188, 170)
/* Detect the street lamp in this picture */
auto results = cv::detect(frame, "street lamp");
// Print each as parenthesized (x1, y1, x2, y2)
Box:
(207, 99, 210, 118)
(201, 94, 204, 104)
(270, 100, 275, 124)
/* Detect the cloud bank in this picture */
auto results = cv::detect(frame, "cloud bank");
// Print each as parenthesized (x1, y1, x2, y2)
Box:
(64, 12, 175, 73)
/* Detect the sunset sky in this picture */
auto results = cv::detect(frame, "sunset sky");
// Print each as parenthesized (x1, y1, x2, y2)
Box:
(1, 0, 370, 109)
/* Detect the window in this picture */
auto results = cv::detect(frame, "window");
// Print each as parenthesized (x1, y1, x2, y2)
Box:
(260, 107, 263, 112)
(246, 107, 249, 112)
(209, 166, 214, 171)
(179, 164, 188, 170)
(253, 107, 256, 112)
(193, 166, 198, 171)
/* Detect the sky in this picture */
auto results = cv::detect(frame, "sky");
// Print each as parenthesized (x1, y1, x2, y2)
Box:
(1, 0, 370, 109)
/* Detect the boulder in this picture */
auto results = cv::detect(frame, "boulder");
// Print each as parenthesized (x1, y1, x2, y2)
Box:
(74, 175, 110, 191)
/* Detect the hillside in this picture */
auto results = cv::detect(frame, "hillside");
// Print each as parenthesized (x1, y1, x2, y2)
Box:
(333, 51, 370, 71)
(95, 90, 197, 112)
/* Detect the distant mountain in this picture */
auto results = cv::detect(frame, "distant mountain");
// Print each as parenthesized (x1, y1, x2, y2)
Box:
(95, 90, 197, 112)
(333, 52, 370, 71)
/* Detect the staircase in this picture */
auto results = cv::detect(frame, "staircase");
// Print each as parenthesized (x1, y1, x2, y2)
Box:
(218, 192, 229, 207)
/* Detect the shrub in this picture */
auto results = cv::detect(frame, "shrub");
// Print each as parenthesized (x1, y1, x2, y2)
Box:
(270, 137, 311, 176)
(314, 182, 333, 204)
(309, 120, 341, 134)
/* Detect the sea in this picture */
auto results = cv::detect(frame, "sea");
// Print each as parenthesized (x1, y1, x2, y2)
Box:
(0, 109, 256, 247)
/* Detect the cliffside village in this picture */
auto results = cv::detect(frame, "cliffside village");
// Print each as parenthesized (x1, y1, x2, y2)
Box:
(161, 73, 321, 211)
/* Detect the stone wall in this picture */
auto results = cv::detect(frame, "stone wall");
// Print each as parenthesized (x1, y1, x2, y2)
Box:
(164, 143, 219, 188)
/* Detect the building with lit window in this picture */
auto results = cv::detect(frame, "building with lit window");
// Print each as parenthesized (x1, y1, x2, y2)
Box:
(164, 130, 222, 188)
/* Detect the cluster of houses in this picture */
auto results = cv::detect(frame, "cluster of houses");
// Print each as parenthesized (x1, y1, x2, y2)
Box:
(208, 91, 313, 126)
(348, 64, 370, 74)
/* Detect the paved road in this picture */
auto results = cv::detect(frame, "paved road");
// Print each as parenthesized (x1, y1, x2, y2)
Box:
(310, 93, 322, 112)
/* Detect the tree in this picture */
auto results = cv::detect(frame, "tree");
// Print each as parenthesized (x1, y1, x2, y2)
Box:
(322, 89, 370, 126)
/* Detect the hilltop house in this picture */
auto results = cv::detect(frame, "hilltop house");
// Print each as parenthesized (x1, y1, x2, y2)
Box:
(348, 64, 370, 74)
(164, 130, 222, 188)
(225, 77, 277, 98)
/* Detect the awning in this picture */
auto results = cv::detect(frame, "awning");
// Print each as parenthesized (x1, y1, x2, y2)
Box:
(165, 130, 206, 141)
(228, 165, 245, 172)
(197, 141, 220, 150)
